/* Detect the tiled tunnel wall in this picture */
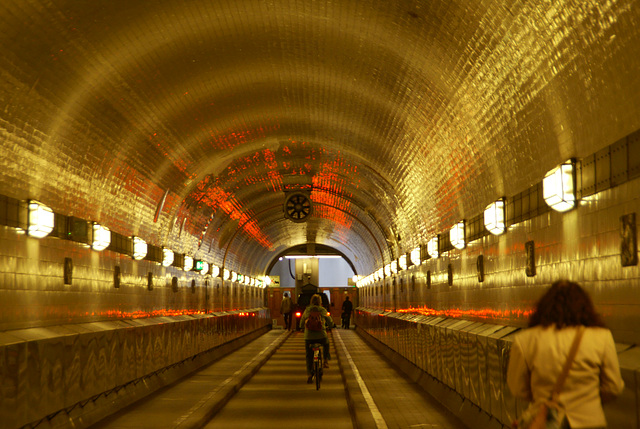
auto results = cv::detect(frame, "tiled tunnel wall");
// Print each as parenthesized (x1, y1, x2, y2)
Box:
(0, 222, 271, 428)
(354, 167, 640, 428)
(354, 312, 637, 429)
(359, 157, 640, 346)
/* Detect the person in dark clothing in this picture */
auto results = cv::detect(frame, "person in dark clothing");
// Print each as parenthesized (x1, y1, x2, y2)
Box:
(280, 292, 293, 330)
(341, 296, 353, 329)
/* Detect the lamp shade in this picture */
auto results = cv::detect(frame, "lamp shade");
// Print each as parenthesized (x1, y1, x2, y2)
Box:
(27, 200, 54, 238)
(162, 248, 174, 267)
(427, 236, 439, 259)
(132, 236, 147, 260)
(200, 261, 209, 275)
(183, 255, 193, 271)
(399, 254, 407, 270)
(410, 246, 421, 266)
(543, 161, 576, 212)
(92, 223, 111, 251)
(223, 268, 230, 280)
(450, 221, 465, 250)
(484, 199, 506, 235)
(211, 265, 220, 277)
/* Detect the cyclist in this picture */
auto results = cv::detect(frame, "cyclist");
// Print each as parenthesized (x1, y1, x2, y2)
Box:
(300, 294, 334, 383)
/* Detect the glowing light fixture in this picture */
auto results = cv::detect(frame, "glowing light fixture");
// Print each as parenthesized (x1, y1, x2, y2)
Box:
(377, 268, 384, 279)
(211, 265, 220, 277)
(132, 236, 147, 260)
(237, 273, 243, 283)
(223, 268, 230, 280)
(92, 223, 111, 251)
(450, 221, 466, 250)
(543, 160, 576, 212)
(184, 255, 193, 271)
(263, 276, 272, 286)
(384, 264, 391, 277)
(484, 199, 506, 235)
(391, 260, 398, 274)
(27, 200, 54, 238)
(200, 261, 209, 275)
(231, 271, 237, 282)
(399, 255, 407, 270)
(410, 246, 421, 266)
(162, 248, 174, 267)
(427, 236, 439, 259)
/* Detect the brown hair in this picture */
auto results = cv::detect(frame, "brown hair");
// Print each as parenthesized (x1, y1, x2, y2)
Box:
(529, 280, 605, 328)
(311, 294, 322, 306)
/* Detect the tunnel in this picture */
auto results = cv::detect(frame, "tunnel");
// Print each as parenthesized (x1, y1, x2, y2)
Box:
(1, 1, 640, 428)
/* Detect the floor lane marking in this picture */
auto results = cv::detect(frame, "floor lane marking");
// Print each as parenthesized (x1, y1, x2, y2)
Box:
(334, 330, 388, 429)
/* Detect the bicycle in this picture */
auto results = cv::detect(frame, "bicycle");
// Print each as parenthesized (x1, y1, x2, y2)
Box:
(310, 342, 324, 390)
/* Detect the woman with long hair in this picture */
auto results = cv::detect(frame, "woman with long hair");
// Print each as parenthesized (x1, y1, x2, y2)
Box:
(507, 280, 624, 428)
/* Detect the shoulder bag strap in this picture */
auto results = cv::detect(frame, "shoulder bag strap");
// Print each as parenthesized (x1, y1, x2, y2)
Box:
(551, 326, 585, 399)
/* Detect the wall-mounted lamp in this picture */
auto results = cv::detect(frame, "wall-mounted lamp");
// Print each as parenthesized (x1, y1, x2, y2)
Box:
(237, 273, 243, 283)
(384, 264, 391, 277)
(211, 265, 220, 277)
(162, 248, 174, 267)
(410, 246, 421, 266)
(427, 236, 439, 259)
(27, 200, 54, 238)
(399, 254, 407, 270)
(377, 268, 384, 279)
(450, 221, 466, 250)
(231, 271, 238, 282)
(200, 261, 209, 275)
(543, 160, 576, 212)
(263, 276, 271, 287)
(132, 236, 147, 260)
(484, 199, 506, 235)
(184, 255, 194, 271)
(92, 223, 111, 251)
(223, 268, 230, 280)
(391, 260, 398, 274)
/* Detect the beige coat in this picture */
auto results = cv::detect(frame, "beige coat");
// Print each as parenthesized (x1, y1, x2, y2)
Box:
(507, 325, 624, 428)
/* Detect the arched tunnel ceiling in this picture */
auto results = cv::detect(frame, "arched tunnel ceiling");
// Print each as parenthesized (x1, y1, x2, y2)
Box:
(2, 1, 640, 276)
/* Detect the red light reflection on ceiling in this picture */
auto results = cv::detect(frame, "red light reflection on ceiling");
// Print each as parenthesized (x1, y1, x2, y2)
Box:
(192, 178, 272, 248)
(395, 306, 534, 320)
(191, 141, 362, 247)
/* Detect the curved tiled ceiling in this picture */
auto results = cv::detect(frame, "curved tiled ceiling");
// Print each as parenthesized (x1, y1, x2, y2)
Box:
(1, 1, 640, 276)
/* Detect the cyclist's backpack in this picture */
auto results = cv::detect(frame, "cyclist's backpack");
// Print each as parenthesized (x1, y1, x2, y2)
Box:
(305, 308, 324, 331)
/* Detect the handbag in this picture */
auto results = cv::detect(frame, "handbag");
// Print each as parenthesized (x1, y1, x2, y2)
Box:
(512, 326, 585, 429)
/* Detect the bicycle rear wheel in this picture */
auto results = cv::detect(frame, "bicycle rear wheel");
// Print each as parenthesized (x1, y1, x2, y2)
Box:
(315, 357, 321, 390)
